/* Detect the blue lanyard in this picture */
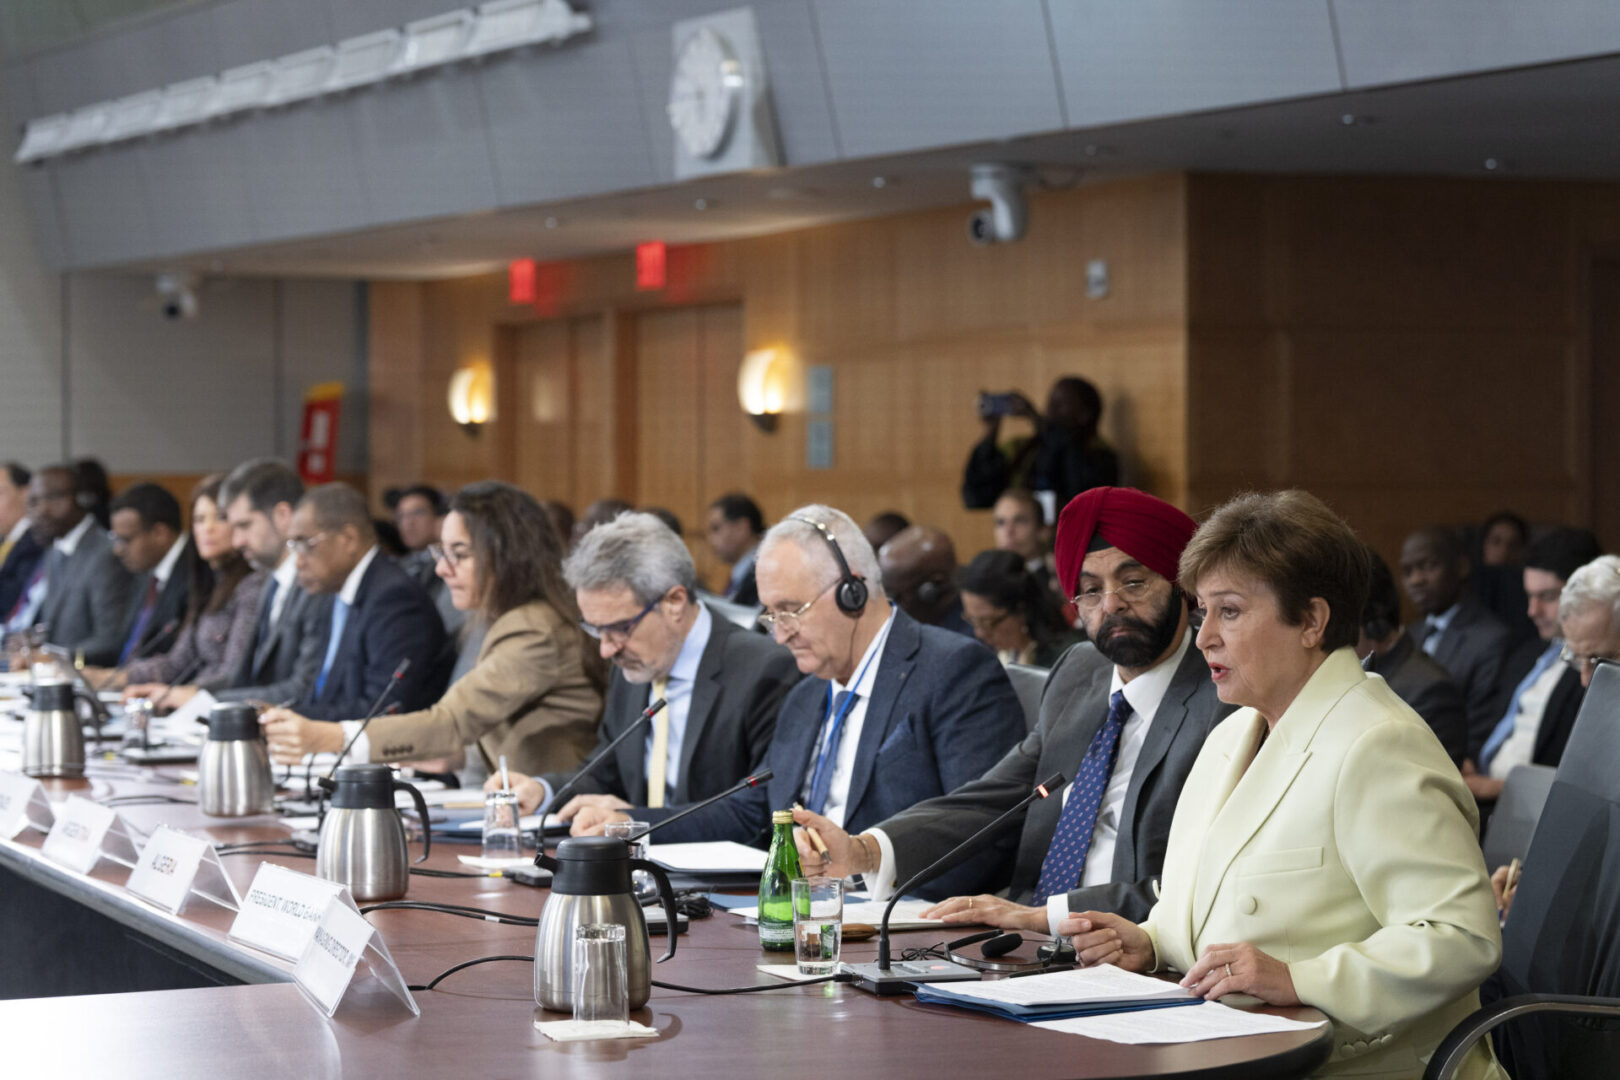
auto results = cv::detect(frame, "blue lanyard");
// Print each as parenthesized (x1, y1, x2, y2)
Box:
(806, 642, 881, 799)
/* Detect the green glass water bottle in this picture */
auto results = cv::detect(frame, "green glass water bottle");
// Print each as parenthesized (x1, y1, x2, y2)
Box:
(758, 809, 802, 951)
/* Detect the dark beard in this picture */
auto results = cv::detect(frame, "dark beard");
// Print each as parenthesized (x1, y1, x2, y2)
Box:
(1093, 592, 1183, 669)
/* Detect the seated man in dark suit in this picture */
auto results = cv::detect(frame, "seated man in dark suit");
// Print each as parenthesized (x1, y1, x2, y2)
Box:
(1401, 524, 1511, 758)
(0, 462, 44, 622)
(705, 492, 764, 606)
(271, 483, 449, 721)
(502, 510, 797, 817)
(105, 483, 191, 665)
(1468, 531, 1606, 803)
(879, 524, 975, 639)
(573, 505, 1027, 900)
(20, 464, 133, 665)
(798, 487, 1228, 927)
(1358, 550, 1467, 763)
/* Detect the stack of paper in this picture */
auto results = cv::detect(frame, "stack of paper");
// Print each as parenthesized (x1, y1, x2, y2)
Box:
(1031, 1001, 1328, 1044)
(914, 965, 1197, 1021)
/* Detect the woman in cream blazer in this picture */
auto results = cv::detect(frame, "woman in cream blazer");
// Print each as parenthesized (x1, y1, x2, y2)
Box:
(1067, 491, 1504, 1080)
(264, 481, 603, 777)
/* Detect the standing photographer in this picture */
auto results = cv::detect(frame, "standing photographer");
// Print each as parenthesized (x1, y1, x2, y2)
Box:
(962, 375, 1119, 515)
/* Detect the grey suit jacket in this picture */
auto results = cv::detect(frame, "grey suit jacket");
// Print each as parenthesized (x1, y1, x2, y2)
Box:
(542, 611, 800, 805)
(1409, 597, 1511, 759)
(215, 580, 332, 706)
(876, 635, 1230, 922)
(1365, 632, 1468, 764)
(38, 525, 134, 667)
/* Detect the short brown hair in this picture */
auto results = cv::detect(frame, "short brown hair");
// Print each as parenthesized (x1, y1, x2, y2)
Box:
(1179, 490, 1370, 653)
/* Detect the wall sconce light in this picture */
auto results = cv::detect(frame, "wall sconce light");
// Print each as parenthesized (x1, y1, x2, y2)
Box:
(738, 347, 789, 433)
(447, 360, 495, 434)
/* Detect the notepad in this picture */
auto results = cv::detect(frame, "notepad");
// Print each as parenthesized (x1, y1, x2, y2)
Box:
(914, 965, 1196, 1020)
(649, 841, 768, 874)
(1031, 1000, 1328, 1043)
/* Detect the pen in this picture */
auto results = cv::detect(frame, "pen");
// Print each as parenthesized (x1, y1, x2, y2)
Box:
(793, 801, 831, 860)
(499, 754, 510, 792)
(1505, 857, 1522, 893)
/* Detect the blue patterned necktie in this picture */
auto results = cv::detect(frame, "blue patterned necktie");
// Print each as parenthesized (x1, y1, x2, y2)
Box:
(1033, 690, 1132, 904)
(805, 690, 856, 815)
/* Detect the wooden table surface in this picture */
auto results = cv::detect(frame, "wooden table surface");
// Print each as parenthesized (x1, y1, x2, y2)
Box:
(0, 763, 1334, 1080)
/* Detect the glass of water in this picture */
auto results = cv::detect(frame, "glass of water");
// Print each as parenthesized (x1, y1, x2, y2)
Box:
(792, 876, 843, 975)
(481, 788, 522, 862)
(603, 819, 658, 902)
(573, 923, 628, 1026)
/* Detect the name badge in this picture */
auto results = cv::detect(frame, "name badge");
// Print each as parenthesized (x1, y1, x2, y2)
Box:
(126, 824, 241, 915)
(0, 771, 55, 838)
(228, 862, 344, 961)
(294, 894, 419, 1018)
(41, 794, 140, 874)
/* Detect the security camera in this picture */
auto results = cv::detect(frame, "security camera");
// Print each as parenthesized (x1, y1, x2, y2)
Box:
(967, 163, 1029, 245)
(156, 272, 199, 321)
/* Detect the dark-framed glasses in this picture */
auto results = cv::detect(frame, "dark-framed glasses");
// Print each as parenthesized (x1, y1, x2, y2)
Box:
(580, 597, 661, 643)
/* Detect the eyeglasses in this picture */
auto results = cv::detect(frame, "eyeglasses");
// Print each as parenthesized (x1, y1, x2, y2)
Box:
(26, 490, 72, 509)
(428, 543, 468, 571)
(285, 532, 329, 557)
(580, 597, 661, 643)
(963, 610, 1012, 633)
(758, 581, 836, 637)
(1559, 646, 1620, 674)
(107, 530, 135, 549)
(1071, 578, 1153, 611)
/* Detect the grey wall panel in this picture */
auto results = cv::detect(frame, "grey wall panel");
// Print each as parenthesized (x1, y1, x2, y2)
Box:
(0, 145, 65, 464)
(211, 0, 334, 71)
(30, 35, 134, 115)
(811, 0, 1063, 158)
(327, 0, 466, 41)
(480, 44, 658, 206)
(113, 10, 222, 99)
(1334, 0, 1620, 89)
(138, 123, 260, 256)
(752, 0, 842, 165)
(277, 278, 366, 471)
(1050, 0, 1341, 127)
(53, 143, 157, 267)
(66, 273, 279, 473)
(351, 71, 498, 223)
(16, 165, 67, 270)
(240, 100, 375, 241)
(3, 59, 39, 126)
(626, 26, 678, 186)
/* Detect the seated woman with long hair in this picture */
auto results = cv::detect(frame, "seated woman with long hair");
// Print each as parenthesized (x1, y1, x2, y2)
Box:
(262, 481, 604, 776)
(959, 549, 1080, 668)
(120, 475, 265, 695)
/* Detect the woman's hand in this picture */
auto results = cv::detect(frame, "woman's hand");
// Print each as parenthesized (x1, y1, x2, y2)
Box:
(922, 895, 1049, 932)
(260, 708, 343, 763)
(82, 666, 124, 690)
(1059, 910, 1155, 971)
(124, 683, 196, 709)
(1180, 942, 1300, 1005)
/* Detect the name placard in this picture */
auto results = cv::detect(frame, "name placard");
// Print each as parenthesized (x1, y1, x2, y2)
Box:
(228, 862, 344, 961)
(0, 771, 54, 838)
(41, 794, 139, 874)
(125, 824, 241, 915)
(293, 894, 418, 1018)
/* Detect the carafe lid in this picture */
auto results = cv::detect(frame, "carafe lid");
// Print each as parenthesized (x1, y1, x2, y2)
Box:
(30, 681, 73, 711)
(329, 763, 396, 809)
(206, 702, 260, 741)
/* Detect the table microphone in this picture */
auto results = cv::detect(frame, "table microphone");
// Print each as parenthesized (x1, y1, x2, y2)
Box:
(539, 696, 667, 818)
(845, 772, 1068, 996)
(317, 658, 413, 791)
(629, 767, 774, 842)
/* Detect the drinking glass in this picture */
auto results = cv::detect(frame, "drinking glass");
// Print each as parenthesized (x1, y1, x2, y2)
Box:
(603, 819, 658, 902)
(792, 876, 843, 976)
(481, 788, 522, 862)
(572, 923, 628, 1026)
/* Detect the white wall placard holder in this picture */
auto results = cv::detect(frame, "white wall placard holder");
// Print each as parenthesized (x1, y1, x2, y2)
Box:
(40, 794, 141, 874)
(293, 892, 418, 1018)
(125, 824, 241, 915)
(0, 771, 55, 838)
(228, 862, 345, 961)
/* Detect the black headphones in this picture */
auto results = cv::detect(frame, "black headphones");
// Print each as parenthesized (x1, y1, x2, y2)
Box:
(789, 515, 867, 617)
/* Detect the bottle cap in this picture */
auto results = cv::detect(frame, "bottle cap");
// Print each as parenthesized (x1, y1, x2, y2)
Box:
(772, 809, 796, 825)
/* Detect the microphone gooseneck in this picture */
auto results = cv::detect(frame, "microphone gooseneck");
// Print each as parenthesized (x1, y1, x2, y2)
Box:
(93, 618, 180, 694)
(631, 767, 775, 842)
(322, 657, 414, 786)
(150, 655, 207, 714)
(875, 772, 1067, 971)
(539, 696, 667, 818)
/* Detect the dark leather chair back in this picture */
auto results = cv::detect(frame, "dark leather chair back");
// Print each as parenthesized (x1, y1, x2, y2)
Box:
(1004, 662, 1049, 733)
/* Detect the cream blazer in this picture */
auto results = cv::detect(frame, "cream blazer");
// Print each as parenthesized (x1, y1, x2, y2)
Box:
(1139, 647, 1506, 1079)
(364, 601, 601, 777)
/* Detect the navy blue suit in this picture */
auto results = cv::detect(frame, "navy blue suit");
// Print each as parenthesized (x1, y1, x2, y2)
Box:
(299, 553, 451, 721)
(0, 531, 44, 620)
(640, 608, 1026, 899)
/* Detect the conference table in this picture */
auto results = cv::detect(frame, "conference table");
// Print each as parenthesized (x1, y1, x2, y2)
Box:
(0, 763, 1334, 1079)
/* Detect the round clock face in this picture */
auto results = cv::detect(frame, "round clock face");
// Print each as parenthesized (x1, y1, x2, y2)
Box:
(668, 27, 742, 160)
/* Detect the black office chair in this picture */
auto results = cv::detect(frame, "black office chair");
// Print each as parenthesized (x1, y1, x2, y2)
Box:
(1480, 763, 1556, 871)
(1004, 662, 1049, 733)
(1424, 662, 1620, 1080)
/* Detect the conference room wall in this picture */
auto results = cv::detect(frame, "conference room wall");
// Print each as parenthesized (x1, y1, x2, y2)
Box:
(369, 174, 1190, 590)
(1185, 172, 1620, 569)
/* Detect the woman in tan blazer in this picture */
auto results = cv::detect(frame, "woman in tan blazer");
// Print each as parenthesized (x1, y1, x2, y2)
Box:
(1066, 491, 1505, 1080)
(263, 481, 603, 776)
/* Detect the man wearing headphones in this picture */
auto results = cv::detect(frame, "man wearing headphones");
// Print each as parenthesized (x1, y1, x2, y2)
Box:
(570, 504, 1025, 901)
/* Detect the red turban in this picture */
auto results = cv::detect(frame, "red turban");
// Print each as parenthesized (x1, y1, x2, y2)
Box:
(1054, 487, 1199, 599)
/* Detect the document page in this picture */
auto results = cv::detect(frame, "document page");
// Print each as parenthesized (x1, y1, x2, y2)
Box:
(1032, 1001, 1328, 1043)
(649, 841, 767, 873)
(941, 966, 1191, 1006)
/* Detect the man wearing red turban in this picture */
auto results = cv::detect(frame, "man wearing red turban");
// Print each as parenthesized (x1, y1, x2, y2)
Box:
(792, 486, 1233, 935)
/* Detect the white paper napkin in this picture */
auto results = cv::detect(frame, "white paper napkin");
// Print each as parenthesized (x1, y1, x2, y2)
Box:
(535, 1019, 660, 1042)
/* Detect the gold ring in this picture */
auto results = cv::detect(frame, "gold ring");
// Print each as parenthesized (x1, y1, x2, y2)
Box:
(1225, 962, 1233, 979)
(968, 897, 974, 910)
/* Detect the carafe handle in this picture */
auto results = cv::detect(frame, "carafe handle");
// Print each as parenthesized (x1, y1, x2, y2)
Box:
(392, 778, 432, 862)
(629, 857, 678, 963)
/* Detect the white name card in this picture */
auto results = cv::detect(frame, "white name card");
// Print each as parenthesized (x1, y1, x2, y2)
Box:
(125, 824, 241, 915)
(0, 771, 54, 838)
(41, 794, 140, 874)
(228, 862, 344, 961)
(294, 893, 419, 1018)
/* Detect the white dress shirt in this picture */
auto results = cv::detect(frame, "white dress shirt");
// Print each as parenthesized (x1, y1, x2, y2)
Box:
(797, 607, 895, 829)
(1487, 654, 1570, 780)
(266, 552, 300, 630)
(54, 514, 93, 557)
(9, 516, 95, 630)
(864, 627, 1192, 939)
(151, 535, 187, 588)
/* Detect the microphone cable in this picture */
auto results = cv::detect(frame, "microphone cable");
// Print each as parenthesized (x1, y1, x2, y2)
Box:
(401, 954, 856, 996)
(360, 900, 537, 926)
